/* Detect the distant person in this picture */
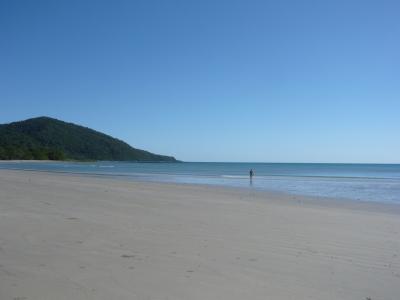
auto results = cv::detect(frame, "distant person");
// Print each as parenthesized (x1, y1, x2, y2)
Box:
(249, 169, 254, 179)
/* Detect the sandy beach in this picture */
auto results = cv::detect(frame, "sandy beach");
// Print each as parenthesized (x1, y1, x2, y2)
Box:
(0, 169, 399, 300)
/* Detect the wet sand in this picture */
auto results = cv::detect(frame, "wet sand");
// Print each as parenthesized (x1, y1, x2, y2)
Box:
(0, 169, 399, 300)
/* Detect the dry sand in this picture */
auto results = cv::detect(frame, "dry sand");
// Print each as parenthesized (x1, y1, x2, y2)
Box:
(0, 169, 399, 300)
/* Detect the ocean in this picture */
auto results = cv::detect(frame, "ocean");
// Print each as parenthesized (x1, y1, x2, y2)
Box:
(1, 161, 399, 204)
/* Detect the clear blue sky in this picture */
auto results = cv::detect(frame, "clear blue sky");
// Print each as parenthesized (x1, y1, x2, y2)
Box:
(1, 0, 399, 163)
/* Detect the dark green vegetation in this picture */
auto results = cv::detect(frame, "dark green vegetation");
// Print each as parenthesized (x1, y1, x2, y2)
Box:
(0, 117, 177, 162)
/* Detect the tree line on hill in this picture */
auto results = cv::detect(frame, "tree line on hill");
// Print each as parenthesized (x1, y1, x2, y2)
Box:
(0, 116, 177, 162)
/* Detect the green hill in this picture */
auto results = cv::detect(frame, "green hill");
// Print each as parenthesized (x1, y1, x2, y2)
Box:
(0, 117, 177, 162)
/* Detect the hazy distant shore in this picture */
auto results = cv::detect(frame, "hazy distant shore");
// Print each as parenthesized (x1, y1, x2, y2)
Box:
(0, 169, 399, 300)
(0, 160, 64, 163)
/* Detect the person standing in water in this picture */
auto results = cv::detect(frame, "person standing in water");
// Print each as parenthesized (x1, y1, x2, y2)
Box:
(249, 169, 254, 179)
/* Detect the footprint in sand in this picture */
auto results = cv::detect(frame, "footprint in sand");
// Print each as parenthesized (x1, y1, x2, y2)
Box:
(249, 258, 258, 262)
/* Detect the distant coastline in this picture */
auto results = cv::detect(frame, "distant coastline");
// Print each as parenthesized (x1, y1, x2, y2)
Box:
(0, 160, 181, 163)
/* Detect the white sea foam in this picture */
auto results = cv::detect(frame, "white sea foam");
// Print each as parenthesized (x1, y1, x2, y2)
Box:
(221, 175, 248, 179)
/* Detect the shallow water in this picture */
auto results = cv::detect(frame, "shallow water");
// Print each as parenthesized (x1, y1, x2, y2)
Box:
(1, 161, 399, 204)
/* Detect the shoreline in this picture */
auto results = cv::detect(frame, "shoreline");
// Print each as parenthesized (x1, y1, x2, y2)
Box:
(1, 159, 399, 165)
(1, 169, 400, 299)
(1, 167, 400, 212)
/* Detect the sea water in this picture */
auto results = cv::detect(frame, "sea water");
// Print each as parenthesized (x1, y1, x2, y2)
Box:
(1, 161, 399, 204)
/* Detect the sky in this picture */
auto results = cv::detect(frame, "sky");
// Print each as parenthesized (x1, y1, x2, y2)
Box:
(1, 0, 399, 163)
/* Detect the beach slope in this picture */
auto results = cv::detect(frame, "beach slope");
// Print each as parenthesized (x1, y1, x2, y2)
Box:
(0, 170, 399, 300)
